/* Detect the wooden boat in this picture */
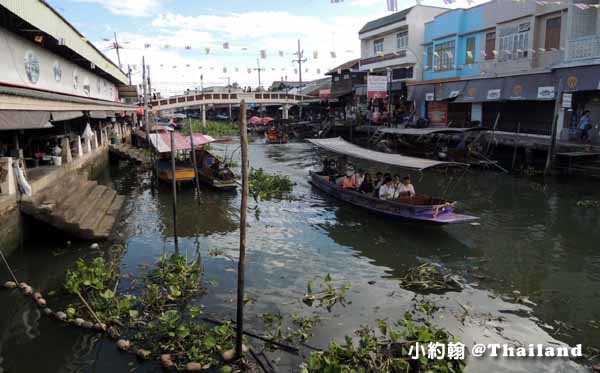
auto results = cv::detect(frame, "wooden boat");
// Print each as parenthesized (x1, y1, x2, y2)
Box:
(195, 149, 238, 190)
(309, 172, 477, 225)
(156, 159, 195, 183)
(265, 128, 289, 144)
(307, 137, 479, 225)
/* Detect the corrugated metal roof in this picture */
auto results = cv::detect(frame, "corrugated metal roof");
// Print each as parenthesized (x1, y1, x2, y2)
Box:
(359, 7, 414, 34)
(0, 0, 128, 84)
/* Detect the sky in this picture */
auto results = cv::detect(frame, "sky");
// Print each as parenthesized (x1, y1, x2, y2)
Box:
(44, 0, 473, 97)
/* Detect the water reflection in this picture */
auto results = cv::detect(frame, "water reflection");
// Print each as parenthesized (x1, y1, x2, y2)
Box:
(0, 142, 598, 372)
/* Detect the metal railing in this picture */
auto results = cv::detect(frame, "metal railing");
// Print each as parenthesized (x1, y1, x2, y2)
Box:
(567, 34, 600, 60)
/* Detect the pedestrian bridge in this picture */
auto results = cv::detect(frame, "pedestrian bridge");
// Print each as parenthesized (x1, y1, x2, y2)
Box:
(150, 92, 315, 112)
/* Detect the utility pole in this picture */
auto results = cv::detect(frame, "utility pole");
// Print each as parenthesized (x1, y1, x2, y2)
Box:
(201, 74, 206, 129)
(253, 58, 265, 90)
(113, 32, 122, 68)
(292, 40, 307, 120)
(127, 64, 132, 85)
(292, 39, 307, 84)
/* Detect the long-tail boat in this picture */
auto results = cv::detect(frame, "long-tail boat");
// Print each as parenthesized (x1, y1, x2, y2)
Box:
(307, 137, 479, 225)
(194, 149, 238, 190)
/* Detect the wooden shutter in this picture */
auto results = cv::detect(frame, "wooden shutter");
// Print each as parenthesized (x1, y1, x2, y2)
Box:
(545, 17, 561, 50)
(485, 32, 495, 60)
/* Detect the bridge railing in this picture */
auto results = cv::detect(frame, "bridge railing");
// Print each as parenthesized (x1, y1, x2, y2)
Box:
(150, 92, 308, 109)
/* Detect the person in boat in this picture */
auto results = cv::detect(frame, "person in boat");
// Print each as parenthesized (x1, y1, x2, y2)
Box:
(392, 174, 401, 194)
(395, 176, 416, 198)
(378, 176, 395, 200)
(358, 173, 374, 194)
(373, 172, 384, 195)
(342, 170, 357, 189)
(355, 169, 365, 187)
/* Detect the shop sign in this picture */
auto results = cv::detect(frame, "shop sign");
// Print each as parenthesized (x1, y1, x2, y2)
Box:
(537, 86, 555, 100)
(367, 75, 388, 99)
(487, 89, 501, 100)
(562, 93, 572, 108)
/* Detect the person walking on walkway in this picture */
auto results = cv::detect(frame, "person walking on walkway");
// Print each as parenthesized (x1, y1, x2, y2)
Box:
(579, 110, 592, 142)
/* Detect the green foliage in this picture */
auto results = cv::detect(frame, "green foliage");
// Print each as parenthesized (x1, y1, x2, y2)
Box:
(184, 119, 239, 137)
(399, 263, 462, 293)
(302, 304, 466, 373)
(303, 274, 352, 312)
(260, 312, 321, 346)
(65, 257, 115, 295)
(146, 253, 202, 302)
(249, 168, 295, 202)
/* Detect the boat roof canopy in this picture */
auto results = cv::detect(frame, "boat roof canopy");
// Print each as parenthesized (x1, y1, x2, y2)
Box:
(149, 131, 215, 153)
(308, 137, 467, 171)
(378, 127, 485, 136)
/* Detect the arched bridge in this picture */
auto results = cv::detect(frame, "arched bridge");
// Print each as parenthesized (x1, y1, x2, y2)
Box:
(150, 92, 316, 112)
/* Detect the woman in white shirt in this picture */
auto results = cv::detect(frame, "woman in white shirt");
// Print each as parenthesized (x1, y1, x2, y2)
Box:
(378, 177, 395, 200)
(394, 176, 415, 199)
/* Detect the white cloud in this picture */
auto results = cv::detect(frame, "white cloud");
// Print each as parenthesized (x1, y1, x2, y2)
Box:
(74, 0, 164, 17)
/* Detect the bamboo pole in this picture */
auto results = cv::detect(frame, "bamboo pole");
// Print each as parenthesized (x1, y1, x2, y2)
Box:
(76, 291, 106, 330)
(512, 122, 521, 170)
(235, 101, 249, 360)
(485, 112, 501, 156)
(188, 117, 201, 198)
(0, 248, 19, 284)
(169, 130, 179, 253)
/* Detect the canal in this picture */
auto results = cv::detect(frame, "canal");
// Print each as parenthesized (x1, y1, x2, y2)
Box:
(0, 141, 598, 372)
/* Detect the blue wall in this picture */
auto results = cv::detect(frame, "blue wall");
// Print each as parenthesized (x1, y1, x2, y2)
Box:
(423, 6, 483, 81)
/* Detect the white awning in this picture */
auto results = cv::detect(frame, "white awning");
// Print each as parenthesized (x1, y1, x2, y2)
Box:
(51, 111, 84, 122)
(308, 137, 466, 171)
(0, 111, 53, 130)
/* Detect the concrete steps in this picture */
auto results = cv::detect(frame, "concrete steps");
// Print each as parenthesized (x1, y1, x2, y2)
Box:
(21, 174, 125, 240)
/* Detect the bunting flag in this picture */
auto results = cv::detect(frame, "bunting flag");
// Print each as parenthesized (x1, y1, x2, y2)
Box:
(294, 68, 298, 73)
(205, 47, 210, 54)
(386, 0, 398, 11)
(247, 68, 252, 74)
(164, 44, 171, 49)
(317, 68, 321, 74)
(235, 67, 239, 72)
(185, 45, 191, 50)
(223, 42, 230, 49)
(260, 50, 267, 59)
(443, 0, 455, 4)
(144, 43, 151, 48)
(223, 67, 227, 73)
(330, 0, 343, 3)
(313, 51, 318, 59)
(330, 51, 336, 58)
(278, 51, 284, 57)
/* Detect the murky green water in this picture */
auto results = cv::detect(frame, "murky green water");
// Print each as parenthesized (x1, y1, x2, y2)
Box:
(1, 142, 598, 372)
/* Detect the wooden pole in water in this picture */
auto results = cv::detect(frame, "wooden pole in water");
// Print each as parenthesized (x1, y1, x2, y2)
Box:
(512, 122, 521, 170)
(485, 112, 500, 156)
(169, 130, 179, 253)
(188, 117, 201, 198)
(235, 100, 249, 360)
(545, 78, 563, 176)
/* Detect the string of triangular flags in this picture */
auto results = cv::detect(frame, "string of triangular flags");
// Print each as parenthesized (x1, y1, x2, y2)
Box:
(328, 0, 600, 11)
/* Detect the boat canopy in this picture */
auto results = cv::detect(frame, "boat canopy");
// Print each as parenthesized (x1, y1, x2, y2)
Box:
(149, 131, 215, 153)
(378, 127, 484, 136)
(308, 137, 467, 171)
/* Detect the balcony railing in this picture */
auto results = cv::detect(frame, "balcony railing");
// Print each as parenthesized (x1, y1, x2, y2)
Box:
(567, 35, 600, 61)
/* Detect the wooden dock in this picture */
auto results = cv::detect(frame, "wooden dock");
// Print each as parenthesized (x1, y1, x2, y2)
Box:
(109, 144, 152, 166)
(21, 174, 125, 240)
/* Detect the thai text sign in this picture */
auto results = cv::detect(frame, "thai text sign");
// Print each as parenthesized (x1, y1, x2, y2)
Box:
(367, 75, 388, 99)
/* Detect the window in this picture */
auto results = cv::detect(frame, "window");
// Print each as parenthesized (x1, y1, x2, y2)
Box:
(485, 32, 495, 60)
(498, 32, 529, 61)
(545, 17, 561, 50)
(392, 67, 413, 80)
(374, 38, 384, 55)
(433, 41, 455, 71)
(396, 31, 408, 50)
(426, 46, 433, 70)
(465, 37, 476, 64)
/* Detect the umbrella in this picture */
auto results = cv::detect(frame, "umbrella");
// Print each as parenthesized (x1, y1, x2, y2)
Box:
(249, 116, 262, 124)
(261, 117, 274, 124)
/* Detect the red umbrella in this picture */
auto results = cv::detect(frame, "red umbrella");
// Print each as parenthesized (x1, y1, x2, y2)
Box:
(249, 116, 261, 124)
(261, 116, 274, 124)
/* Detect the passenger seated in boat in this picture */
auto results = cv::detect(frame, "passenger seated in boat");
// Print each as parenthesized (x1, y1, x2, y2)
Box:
(342, 171, 356, 189)
(394, 176, 416, 198)
(217, 164, 234, 180)
(355, 169, 365, 187)
(392, 174, 401, 194)
(358, 173, 374, 194)
(373, 172, 384, 195)
(378, 177, 395, 200)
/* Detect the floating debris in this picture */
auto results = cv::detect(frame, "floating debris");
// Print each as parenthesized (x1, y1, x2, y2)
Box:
(576, 200, 600, 208)
(399, 263, 462, 292)
(4, 281, 17, 289)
